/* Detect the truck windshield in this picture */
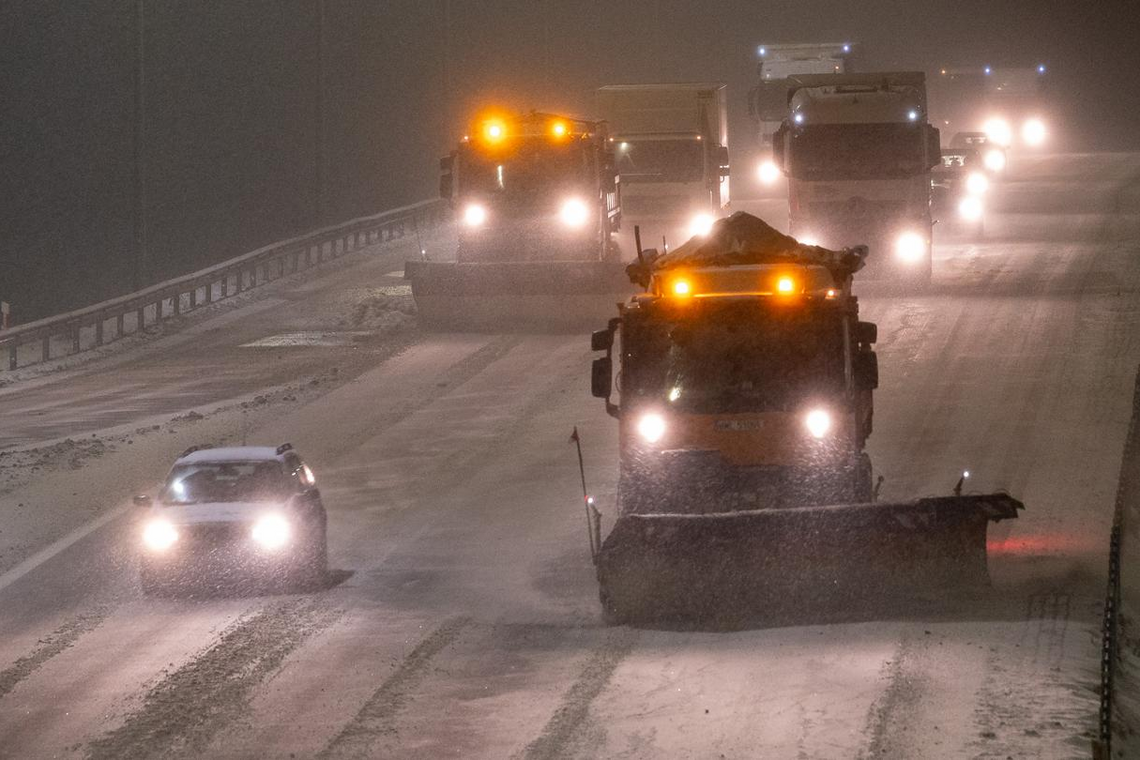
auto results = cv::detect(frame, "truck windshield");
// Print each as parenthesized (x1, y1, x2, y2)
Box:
(615, 139, 703, 183)
(629, 309, 846, 413)
(750, 82, 789, 122)
(462, 140, 591, 200)
(161, 461, 292, 505)
(788, 123, 927, 180)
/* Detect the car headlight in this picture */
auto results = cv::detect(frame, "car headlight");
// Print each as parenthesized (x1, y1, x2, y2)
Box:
(895, 231, 926, 263)
(1021, 118, 1046, 147)
(983, 148, 1006, 173)
(965, 172, 989, 196)
(558, 198, 590, 228)
(636, 413, 666, 443)
(983, 117, 1012, 147)
(251, 514, 291, 550)
(463, 203, 487, 228)
(757, 159, 780, 185)
(958, 196, 984, 221)
(687, 213, 715, 238)
(804, 409, 832, 439)
(142, 519, 178, 552)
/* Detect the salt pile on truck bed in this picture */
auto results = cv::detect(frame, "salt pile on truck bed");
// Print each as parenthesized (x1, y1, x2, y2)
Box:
(588, 212, 1023, 625)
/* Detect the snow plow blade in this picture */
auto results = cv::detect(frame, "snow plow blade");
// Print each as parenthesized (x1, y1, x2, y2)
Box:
(596, 493, 1023, 625)
(404, 260, 634, 331)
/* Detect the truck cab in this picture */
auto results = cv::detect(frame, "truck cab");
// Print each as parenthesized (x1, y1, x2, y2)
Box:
(774, 72, 941, 284)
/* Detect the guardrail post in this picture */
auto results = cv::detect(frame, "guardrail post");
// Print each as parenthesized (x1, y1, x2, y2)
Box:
(191, 286, 198, 309)
(116, 312, 125, 338)
(71, 325, 81, 354)
(173, 292, 181, 315)
(95, 318, 104, 346)
(137, 305, 145, 331)
(42, 336, 50, 362)
(8, 344, 16, 371)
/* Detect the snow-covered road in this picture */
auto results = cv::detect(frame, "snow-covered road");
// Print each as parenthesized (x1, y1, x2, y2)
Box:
(1, 153, 1138, 758)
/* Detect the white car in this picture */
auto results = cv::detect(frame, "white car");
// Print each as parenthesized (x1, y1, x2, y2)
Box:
(135, 443, 328, 594)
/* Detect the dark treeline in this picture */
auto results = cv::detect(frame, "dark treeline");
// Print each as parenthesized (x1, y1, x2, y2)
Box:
(2, 0, 1136, 322)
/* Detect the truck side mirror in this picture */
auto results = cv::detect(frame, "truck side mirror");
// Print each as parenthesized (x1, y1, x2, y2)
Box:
(854, 351, 879, 390)
(439, 155, 454, 200)
(772, 124, 788, 169)
(591, 357, 613, 398)
(926, 125, 942, 170)
(855, 320, 877, 345)
(591, 328, 613, 352)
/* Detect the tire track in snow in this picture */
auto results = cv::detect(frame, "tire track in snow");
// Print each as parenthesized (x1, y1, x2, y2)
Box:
(317, 615, 472, 759)
(857, 636, 926, 760)
(0, 605, 112, 701)
(517, 627, 637, 760)
(85, 598, 339, 760)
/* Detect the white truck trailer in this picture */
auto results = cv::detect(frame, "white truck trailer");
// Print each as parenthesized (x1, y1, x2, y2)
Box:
(596, 84, 729, 243)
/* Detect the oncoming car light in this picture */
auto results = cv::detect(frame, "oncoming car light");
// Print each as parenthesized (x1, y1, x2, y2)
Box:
(687, 213, 716, 238)
(958, 196, 984, 222)
(758, 160, 780, 185)
(983, 148, 1006, 173)
(895, 231, 926, 263)
(251, 514, 291, 550)
(966, 172, 989, 195)
(983, 117, 1013, 147)
(142, 519, 178, 552)
(804, 409, 832, 439)
(636, 413, 666, 443)
(1021, 118, 1046, 147)
(559, 198, 590, 228)
(463, 204, 487, 228)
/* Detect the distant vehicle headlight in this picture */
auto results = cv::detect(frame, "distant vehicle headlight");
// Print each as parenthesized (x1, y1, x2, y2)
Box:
(966, 172, 989, 195)
(983, 117, 1013, 147)
(804, 409, 832, 439)
(687, 213, 716, 238)
(558, 198, 591, 228)
(142, 519, 178, 552)
(757, 160, 780, 185)
(251, 514, 291, 550)
(895, 231, 926, 263)
(983, 148, 1006, 173)
(1021, 118, 1046, 147)
(636, 413, 666, 444)
(463, 203, 487, 228)
(958, 196, 984, 221)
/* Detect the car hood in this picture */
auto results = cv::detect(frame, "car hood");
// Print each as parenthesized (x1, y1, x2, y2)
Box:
(150, 502, 287, 525)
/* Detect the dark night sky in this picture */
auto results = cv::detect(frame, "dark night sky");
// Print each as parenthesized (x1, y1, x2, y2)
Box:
(2, 0, 1137, 321)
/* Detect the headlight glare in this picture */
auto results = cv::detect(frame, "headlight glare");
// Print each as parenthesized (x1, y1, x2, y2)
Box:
(983, 117, 1013, 147)
(687, 213, 715, 238)
(1021, 118, 1046, 147)
(983, 148, 1006, 173)
(463, 204, 487, 228)
(142, 519, 179, 552)
(805, 409, 832, 439)
(251, 514, 291, 550)
(559, 198, 590, 228)
(636, 413, 666, 444)
(895, 231, 926, 263)
(758, 160, 780, 185)
(958, 196, 984, 221)
(966, 172, 989, 195)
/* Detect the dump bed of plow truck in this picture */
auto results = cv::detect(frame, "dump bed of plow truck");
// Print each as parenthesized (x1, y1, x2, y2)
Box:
(586, 212, 1023, 626)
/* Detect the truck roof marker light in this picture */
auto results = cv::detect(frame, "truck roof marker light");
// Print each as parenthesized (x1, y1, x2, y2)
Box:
(551, 121, 567, 137)
(793, 113, 805, 125)
(826, 289, 837, 299)
(1037, 64, 1046, 74)
(984, 65, 992, 75)
(842, 43, 851, 53)
(907, 110, 919, 121)
(940, 68, 947, 76)
(483, 121, 506, 143)
(672, 279, 692, 297)
(758, 46, 767, 56)
(776, 276, 796, 294)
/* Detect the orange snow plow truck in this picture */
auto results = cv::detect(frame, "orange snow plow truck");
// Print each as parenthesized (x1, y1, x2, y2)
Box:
(587, 212, 1022, 624)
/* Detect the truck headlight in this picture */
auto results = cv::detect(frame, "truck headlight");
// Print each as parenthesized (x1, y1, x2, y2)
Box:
(804, 409, 832, 439)
(983, 117, 1012, 147)
(1021, 118, 1046, 147)
(895, 231, 926, 263)
(687, 213, 715, 238)
(559, 198, 590, 228)
(983, 148, 1006, 173)
(966, 172, 989, 195)
(251, 514, 291, 550)
(636, 413, 666, 443)
(142, 519, 178, 552)
(757, 159, 780, 185)
(463, 204, 487, 228)
(958, 196, 984, 221)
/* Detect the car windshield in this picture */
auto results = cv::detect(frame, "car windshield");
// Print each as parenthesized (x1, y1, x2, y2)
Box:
(788, 123, 928, 180)
(161, 461, 292, 505)
(615, 139, 703, 183)
(628, 308, 846, 413)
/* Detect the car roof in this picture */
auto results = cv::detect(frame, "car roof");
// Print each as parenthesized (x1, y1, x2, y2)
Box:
(175, 446, 291, 465)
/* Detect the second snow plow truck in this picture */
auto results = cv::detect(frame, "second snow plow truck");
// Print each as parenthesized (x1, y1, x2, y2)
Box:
(405, 111, 631, 330)
(587, 212, 1022, 624)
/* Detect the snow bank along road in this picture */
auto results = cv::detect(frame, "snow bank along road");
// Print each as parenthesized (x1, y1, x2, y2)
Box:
(1, 153, 1139, 758)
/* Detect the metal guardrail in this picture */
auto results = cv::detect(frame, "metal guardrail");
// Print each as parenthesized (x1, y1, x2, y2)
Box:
(1, 199, 449, 371)
(1095, 363, 1140, 758)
